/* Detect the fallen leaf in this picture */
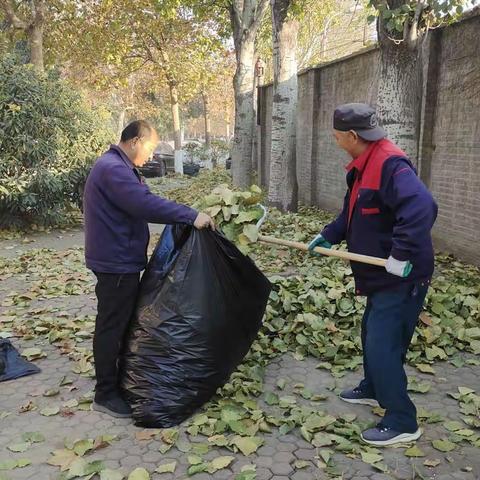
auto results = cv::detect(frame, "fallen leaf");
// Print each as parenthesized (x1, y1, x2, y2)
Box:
(458, 387, 475, 396)
(175, 439, 191, 453)
(208, 456, 234, 473)
(7, 442, 30, 453)
(68, 457, 88, 477)
(21, 347, 46, 361)
(59, 376, 74, 386)
(187, 455, 203, 466)
(208, 434, 229, 447)
(160, 428, 178, 445)
(235, 470, 257, 480)
(19, 401, 36, 413)
(22, 432, 44, 443)
(100, 469, 125, 480)
(187, 463, 208, 475)
(276, 378, 286, 390)
(158, 444, 172, 454)
(432, 439, 456, 452)
(264, 392, 279, 405)
(62, 399, 79, 409)
(360, 452, 383, 464)
(415, 363, 435, 374)
(43, 389, 60, 397)
(0, 459, 18, 470)
(73, 439, 94, 456)
(232, 436, 263, 456)
(155, 461, 177, 474)
(135, 429, 161, 441)
(405, 446, 425, 457)
(444, 421, 463, 432)
(40, 406, 60, 416)
(48, 449, 77, 471)
(419, 312, 433, 325)
(127, 467, 150, 480)
(424, 458, 441, 467)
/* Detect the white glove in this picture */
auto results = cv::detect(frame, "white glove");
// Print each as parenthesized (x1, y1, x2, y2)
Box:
(385, 256, 412, 278)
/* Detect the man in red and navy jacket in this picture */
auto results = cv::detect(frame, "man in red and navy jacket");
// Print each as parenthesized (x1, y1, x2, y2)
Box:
(309, 103, 438, 446)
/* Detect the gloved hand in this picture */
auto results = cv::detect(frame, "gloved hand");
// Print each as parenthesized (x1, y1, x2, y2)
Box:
(308, 234, 332, 254)
(385, 256, 413, 277)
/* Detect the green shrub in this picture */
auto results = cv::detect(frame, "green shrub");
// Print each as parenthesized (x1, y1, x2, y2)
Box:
(0, 56, 114, 228)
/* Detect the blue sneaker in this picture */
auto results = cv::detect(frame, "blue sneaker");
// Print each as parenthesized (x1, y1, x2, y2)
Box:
(361, 425, 422, 446)
(339, 387, 379, 407)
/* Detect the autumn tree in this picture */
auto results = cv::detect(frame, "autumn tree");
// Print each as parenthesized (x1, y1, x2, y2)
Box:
(51, 0, 226, 172)
(0, 0, 46, 70)
(267, 0, 299, 211)
(370, 0, 475, 160)
(227, 0, 270, 187)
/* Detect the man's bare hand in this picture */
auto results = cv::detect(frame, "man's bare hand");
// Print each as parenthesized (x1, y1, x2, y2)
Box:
(194, 212, 215, 230)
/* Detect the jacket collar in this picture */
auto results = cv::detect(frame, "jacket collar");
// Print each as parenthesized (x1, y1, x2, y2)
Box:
(345, 139, 394, 174)
(345, 141, 377, 174)
(109, 144, 135, 170)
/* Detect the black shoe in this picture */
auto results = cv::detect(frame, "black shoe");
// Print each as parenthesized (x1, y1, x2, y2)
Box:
(92, 396, 132, 418)
(339, 387, 379, 407)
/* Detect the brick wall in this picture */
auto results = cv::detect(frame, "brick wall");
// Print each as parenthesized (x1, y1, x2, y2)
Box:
(427, 17, 480, 265)
(257, 10, 480, 265)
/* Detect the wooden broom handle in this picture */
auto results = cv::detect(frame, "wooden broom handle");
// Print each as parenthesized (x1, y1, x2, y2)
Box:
(258, 235, 387, 267)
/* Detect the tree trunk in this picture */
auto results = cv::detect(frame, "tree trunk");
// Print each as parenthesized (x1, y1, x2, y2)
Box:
(376, 16, 422, 163)
(229, 0, 269, 187)
(169, 81, 184, 174)
(267, 0, 299, 212)
(202, 92, 212, 149)
(28, 20, 44, 71)
(1, 0, 45, 71)
(226, 117, 231, 139)
(117, 108, 126, 140)
(231, 38, 256, 187)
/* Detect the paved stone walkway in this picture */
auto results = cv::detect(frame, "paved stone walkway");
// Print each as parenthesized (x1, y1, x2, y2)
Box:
(0, 229, 479, 480)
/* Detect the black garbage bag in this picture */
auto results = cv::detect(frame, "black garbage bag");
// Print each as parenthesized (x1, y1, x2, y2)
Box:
(0, 339, 41, 382)
(121, 225, 271, 427)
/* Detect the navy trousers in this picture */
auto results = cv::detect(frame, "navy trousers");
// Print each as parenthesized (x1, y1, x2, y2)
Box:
(358, 283, 429, 433)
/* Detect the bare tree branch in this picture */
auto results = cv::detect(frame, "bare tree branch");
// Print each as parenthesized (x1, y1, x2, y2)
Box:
(250, 0, 269, 37)
(32, 0, 46, 26)
(0, 0, 28, 30)
(407, 0, 426, 49)
(229, 0, 242, 41)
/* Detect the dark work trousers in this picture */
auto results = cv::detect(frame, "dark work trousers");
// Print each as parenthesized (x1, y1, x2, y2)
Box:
(358, 283, 429, 433)
(93, 272, 140, 401)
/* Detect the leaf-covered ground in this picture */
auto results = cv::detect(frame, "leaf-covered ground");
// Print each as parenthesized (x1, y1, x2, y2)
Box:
(0, 170, 479, 480)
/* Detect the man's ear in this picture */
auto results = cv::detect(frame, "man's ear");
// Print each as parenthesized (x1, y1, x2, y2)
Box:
(349, 130, 359, 142)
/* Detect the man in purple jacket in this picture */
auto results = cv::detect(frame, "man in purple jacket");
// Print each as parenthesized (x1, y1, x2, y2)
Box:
(309, 104, 438, 446)
(83, 120, 214, 418)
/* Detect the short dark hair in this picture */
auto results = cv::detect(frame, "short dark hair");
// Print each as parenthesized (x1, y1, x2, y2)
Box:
(120, 120, 154, 142)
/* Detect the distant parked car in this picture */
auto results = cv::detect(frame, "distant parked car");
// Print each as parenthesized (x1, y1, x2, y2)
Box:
(140, 150, 202, 178)
(139, 153, 167, 178)
(183, 162, 200, 176)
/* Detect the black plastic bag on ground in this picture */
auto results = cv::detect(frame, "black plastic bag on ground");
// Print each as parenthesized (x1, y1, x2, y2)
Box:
(121, 225, 271, 427)
(0, 339, 40, 382)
